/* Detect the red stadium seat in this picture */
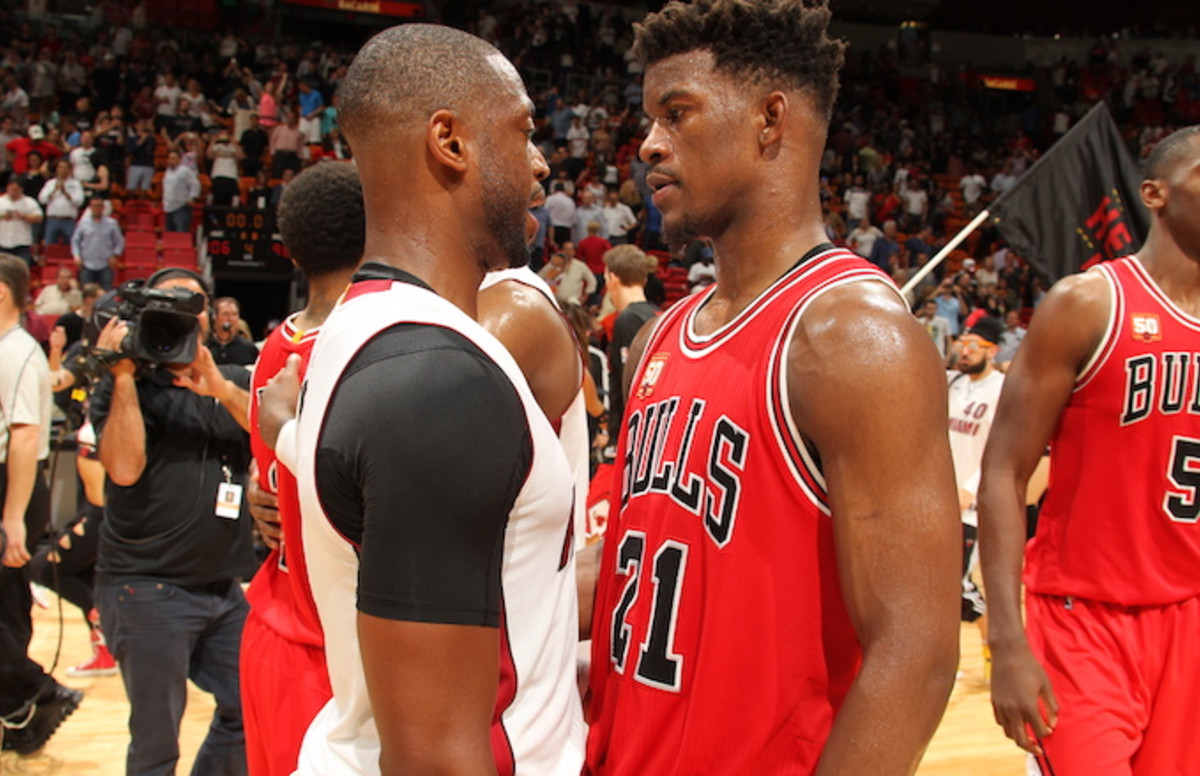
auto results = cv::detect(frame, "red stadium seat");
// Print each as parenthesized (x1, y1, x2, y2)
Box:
(161, 250, 197, 270)
(161, 232, 193, 251)
(124, 247, 160, 268)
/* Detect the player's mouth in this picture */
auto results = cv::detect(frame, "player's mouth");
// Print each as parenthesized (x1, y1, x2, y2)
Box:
(647, 171, 679, 206)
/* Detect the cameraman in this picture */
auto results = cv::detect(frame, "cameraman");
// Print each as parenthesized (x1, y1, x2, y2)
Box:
(89, 268, 255, 775)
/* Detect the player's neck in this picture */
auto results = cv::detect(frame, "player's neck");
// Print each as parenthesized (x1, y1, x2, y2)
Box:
(359, 232, 484, 319)
(296, 268, 355, 331)
(709, 219, 829, 320)
(1137, 226, 1200, 317)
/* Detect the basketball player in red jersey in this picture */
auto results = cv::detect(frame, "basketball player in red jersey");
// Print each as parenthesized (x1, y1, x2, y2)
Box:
(241, 162, 364, 775)
(585, 1, 962, 774)
(981, 125, 1200, 774)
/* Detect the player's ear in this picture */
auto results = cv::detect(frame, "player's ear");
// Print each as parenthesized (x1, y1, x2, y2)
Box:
(757, 92, 787, 155)
(427, 109, 469, 176)
(1140, 177, 1166, 211)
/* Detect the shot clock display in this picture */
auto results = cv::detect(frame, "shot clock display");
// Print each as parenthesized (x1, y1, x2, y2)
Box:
(204, 207, 293, 279)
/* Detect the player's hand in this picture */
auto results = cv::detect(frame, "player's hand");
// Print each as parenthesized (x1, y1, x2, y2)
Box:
(2, 517, 29, 568)
(989, 640, 1058, 755)
(247, 460, 282, 551)
(259, 353, 301, 451)
(96, 317, 136, 377)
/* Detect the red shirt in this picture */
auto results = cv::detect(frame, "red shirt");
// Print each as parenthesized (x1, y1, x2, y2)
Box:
(578, 235, 612, 275)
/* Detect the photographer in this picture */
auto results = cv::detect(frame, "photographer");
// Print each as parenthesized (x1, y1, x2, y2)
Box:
(89, 268, 255, 775)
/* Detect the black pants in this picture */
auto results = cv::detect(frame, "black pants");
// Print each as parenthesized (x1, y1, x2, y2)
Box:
(211, 177, 240, 207)
(29, 503, 103, 623)
(271, 150, 301, 179)
(0, 467, 53, 717)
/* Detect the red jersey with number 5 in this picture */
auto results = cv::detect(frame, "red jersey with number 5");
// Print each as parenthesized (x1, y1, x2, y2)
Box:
(586, 246, 895, 775)
(1025, 255, 1200, 606)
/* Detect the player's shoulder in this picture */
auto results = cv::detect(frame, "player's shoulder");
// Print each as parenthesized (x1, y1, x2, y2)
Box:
(1030, 268, 1111, 338)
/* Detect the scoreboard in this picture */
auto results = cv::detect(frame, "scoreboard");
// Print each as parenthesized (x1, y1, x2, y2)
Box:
(204, 207, 293, 279)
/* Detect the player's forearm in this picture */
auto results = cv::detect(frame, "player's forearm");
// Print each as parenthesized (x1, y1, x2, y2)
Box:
(99, 374, 147, 486)
(2, 427, 40, 530)
(978, 471, 1029, 650)
(816, 630, 956, 775)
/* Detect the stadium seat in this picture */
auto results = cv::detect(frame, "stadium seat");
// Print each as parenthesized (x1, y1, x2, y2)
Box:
(124, 247, 160, 268)
(161, 232, 193, 251)
(125, 231, 157, 250)
(44, 244, 72, 262)
(161, 249, 197, 270)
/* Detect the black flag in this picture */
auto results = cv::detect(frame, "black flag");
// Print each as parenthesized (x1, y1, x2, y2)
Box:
(989, 103, 1149, 281)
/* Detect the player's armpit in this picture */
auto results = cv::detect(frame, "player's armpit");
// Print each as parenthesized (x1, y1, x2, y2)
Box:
(789, 281, 961, 775)
(358, 614, 500, 776)
(978, 271, 1108, 755)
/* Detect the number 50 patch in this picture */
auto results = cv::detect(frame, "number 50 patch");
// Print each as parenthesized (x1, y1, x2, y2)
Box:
(1132, 313, 1161, 343)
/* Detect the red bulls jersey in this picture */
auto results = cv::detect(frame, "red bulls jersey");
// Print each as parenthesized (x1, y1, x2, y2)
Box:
(586, 247, 895, 775)
(1026, 256, 1200, 606)
(246, 315, 325, 647)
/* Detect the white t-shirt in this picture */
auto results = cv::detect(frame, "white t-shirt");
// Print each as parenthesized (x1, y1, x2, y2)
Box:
(946, 369, 1005, 526)
(959, 174, 986, 204)
(847, 224, 883, 259)
(845, 188, 870, 221)
(154, 84, 181, 117)
(0, 325, 52, 462)
(0, 194, 41, 248)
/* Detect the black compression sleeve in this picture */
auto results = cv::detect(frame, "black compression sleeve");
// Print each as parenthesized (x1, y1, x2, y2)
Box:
(314, 324, 532, 627)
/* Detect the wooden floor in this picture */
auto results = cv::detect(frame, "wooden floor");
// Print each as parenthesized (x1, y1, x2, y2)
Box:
(4, 595, 1026, 775)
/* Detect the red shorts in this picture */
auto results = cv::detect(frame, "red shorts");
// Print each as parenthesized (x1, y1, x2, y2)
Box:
(1027, 592, 1200, 776)
(240, 608, 332, 776)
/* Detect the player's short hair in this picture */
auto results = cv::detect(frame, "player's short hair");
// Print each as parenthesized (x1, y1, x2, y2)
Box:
(278, 163, 365, 278)
(604, 244, 658, 286)
(1143, 125, 1200, 181)
(0, 253, 30, 310)
(632, 0, 846, 120)
(339, 24, 509, 145)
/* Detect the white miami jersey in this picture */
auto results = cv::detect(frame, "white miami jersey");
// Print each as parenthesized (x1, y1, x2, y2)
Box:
(946, 369, 1005, 526)
(294, 277, 584, 775)
(481, 266, 593, 549)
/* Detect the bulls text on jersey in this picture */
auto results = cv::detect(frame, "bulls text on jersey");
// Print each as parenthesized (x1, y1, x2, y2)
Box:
(1121, 351, 1200, 426)
(620, 395, 750, 549)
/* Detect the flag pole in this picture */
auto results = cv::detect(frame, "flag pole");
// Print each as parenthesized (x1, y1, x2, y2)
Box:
(900, 208, 992, 301)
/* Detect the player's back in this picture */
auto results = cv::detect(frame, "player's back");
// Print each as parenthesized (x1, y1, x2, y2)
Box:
(1027, 255, 1200, 606)
(246, 315, 325, 647)
(587, 246, 892, 775)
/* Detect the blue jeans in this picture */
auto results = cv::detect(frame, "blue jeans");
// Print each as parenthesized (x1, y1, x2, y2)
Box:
(80, 265, 114, 290)
(97, 580, 249, 776)
(165, 206, 192, 233)
(43, 217, 76, 247)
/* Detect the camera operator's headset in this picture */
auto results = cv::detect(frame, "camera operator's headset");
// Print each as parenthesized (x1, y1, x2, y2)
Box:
(144, 267, 215, 330)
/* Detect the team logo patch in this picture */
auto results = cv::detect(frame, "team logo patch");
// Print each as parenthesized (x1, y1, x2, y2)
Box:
(1131, 313, 1161, 343)
(636, 353, 669, 399)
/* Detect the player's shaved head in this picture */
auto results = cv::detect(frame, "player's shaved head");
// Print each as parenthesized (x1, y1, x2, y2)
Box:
(339, 24, 517, 147)
(1143, 125, 1200, 182)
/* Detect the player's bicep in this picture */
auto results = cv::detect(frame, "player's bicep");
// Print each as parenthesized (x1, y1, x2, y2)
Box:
(983, 273, 1110, 483)
(790, 284, 960, 644)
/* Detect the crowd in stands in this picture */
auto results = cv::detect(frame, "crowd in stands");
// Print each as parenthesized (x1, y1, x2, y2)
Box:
(0, 4, 1193, 351)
